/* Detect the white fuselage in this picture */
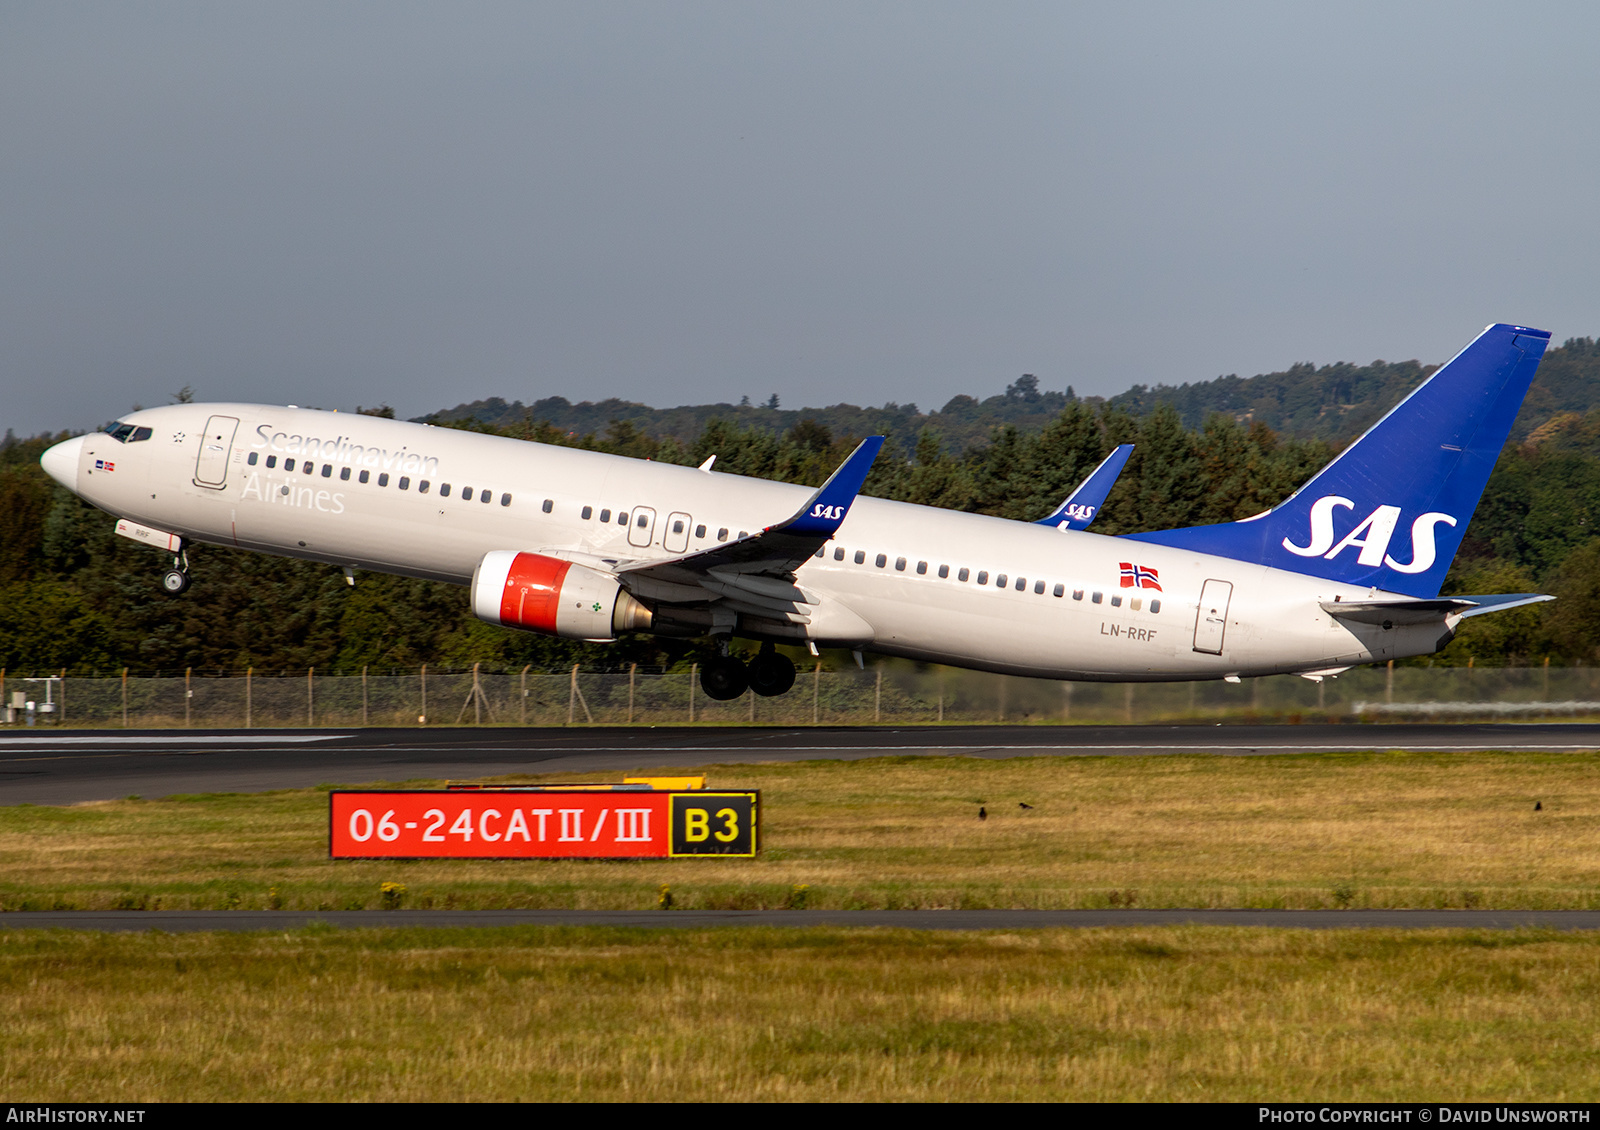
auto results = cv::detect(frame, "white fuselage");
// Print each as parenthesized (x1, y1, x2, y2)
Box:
(56, 404, 1449, 681)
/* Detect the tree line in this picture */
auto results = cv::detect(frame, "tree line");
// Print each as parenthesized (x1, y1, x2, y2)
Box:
(6, 392, 1600, 675)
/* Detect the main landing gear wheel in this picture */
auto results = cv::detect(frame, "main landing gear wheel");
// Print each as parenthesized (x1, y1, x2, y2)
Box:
(747, 650, 796, 697)
(700, 655, 749, 701)
(161, 568, 191, 595)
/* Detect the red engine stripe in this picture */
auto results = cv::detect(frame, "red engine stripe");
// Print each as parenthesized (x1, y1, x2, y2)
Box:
(500, 553, 572, 633)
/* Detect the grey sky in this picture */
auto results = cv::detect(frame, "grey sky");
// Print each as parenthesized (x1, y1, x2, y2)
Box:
(5, 1, 1598, 436)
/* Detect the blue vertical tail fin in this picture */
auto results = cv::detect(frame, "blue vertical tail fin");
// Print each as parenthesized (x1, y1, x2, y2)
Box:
(1122, 323, 1550, 598)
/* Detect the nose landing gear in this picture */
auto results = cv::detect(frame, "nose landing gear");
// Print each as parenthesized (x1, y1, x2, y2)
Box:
(161, 551, 192, 595)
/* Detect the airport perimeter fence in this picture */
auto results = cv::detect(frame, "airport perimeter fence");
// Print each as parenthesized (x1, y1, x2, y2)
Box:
(6, 661, 1600, 728)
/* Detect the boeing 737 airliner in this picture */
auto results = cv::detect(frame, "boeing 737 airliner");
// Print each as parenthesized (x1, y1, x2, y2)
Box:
(40, 323, 1552, 700)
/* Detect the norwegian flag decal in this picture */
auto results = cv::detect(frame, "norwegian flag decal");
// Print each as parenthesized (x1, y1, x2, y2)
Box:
(1118, 562, 1162, 591)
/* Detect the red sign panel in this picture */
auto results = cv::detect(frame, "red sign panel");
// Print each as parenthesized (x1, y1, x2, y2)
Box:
(329, 790, 758, 859)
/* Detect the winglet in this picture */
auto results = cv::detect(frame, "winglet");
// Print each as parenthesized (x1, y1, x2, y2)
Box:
(1035, 444, 1133, 531)
(771, 436, 886, 539)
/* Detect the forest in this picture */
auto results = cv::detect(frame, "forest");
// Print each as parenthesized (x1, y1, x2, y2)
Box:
(7, 336, 1600, 676)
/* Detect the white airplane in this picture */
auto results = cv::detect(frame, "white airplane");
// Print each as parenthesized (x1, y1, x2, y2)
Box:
(41, 323, 1552, 701)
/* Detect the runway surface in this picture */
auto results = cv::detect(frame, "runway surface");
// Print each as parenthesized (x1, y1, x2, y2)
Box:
(4, 723, 1600, 805)
(4, 909, 1600, 931)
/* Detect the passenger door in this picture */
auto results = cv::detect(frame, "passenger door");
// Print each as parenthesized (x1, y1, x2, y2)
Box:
(1192, 579, 1233, 655)
(194, 415, 239, 488)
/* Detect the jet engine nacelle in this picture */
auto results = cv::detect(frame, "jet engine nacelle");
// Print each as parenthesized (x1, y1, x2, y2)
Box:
(471, 550, 652, 641)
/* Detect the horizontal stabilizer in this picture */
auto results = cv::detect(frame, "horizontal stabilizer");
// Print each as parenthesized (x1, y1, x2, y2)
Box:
(1035, 444, 1133, 531)
(1321, 592, 1551, 626)
(1453, 593, 1553, 619)
(1321, 598, 1480, 626)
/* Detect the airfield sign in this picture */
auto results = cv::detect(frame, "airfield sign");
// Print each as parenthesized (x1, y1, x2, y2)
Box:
(329, 789, 759, 859)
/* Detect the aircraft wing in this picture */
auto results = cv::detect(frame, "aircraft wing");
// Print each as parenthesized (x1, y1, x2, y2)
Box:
(1034, 445, 1133, 531)
(612, 437, 885, 627)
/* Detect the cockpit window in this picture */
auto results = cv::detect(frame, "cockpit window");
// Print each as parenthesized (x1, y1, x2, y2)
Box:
(102, 423, 152, 444)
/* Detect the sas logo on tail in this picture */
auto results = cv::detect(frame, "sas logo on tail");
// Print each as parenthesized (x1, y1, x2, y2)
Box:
(1282, 497, 1456, 574)
(1119, 562, 1162, 590)
(809, 504, 846, 520)
(1056, 503, 1096, 527)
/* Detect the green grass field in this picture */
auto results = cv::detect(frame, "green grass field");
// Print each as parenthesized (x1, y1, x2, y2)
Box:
(4, 925, 1600, 1101)
(5, 750, 1600, 1101)
(3, 751, 1598, 911)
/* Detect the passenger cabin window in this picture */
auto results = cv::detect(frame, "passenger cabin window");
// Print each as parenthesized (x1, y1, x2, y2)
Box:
(895, 557, 907, 571)
(996, 574, 1008, 587)
(1015, 577, 1026, 591)
(636, 514, 648, 528)
(936, 564, 948, 578)
(1073, 589, 1084, 600)
(542, 499, 553, 513)
(359, 470, 370, 484)
(618, 512, 628, 525)
(600, 509, 611, 522)
(463, 487, 475, 503)
(1034, 580, 1045, 594)
(398, 476, 410, 490)
(266, 456, 277, 469)
(695, 524, 706, 538)
(671, 519, 684, 534)
(717, 528, 729, 541)
(581, 506, 593, 520)
(1110, 595, 1122, 607)
(958, 568, 969, 581)
(248, 452, 258, 466)
(321, 464, 333, 478)
(377, 473, 388, 487)
(340, 467, 351, 481)
(854, 551, 866, 564)
(1053, 584, 1064, 597)
(1150, 600, 1162, 613)
(875, 554, 887, 568)
(500, 493, 512, 506)
(480, 490, 491, 504)
(419, 480, 431, 494)
(1131, 597, 1142, 610)
(916, 562, 927, 575)
(834, 548, 845, 560)
(977, 571, 988, 585)
(440, 483, 450, 497)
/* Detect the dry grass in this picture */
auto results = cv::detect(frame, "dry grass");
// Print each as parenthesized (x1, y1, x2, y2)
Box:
(2, 750, 1599, 911)
(3, 925, 1600, 1101)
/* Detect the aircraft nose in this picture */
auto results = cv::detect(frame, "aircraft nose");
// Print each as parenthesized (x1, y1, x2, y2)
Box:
(40, 434, 86, 491)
